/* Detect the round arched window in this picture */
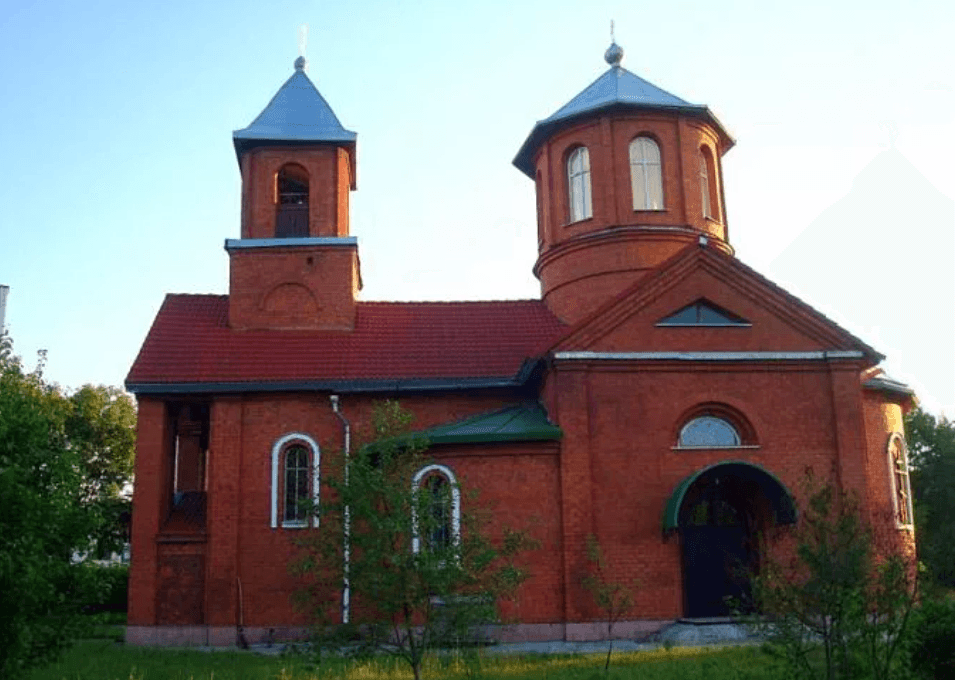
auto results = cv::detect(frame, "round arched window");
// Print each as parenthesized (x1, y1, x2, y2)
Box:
(679, 416, 741, 448)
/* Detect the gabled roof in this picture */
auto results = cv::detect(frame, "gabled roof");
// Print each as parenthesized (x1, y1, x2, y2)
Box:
(548, 241, 884, 363)
(125, 296, 566, 394)
(514, 64, 732, 178)
(232, 58, 357, 162)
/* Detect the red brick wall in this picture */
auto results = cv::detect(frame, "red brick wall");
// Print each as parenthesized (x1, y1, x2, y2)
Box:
(129, 391, 565, 631)
(239, 146, 352, 240)
(227, 245, 358, 330)
(129, 362, 915, 637)
(128, 398, 171, 626)
(545, 358, 849, 620)
(862, 393, 917, 560)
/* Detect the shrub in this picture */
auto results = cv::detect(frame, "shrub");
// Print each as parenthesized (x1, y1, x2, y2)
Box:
(754, 473, 917, 680)
(908, 597, 955, 679)
(80, 564, 128, 614)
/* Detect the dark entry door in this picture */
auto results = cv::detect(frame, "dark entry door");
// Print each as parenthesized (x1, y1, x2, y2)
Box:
(682, 525, 751, 617)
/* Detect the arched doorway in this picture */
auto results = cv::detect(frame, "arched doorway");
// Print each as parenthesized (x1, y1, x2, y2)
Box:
(663, 462, 796, 617)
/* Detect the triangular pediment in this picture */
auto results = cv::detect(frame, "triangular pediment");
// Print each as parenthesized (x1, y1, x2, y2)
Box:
(549, 244, 882, 362)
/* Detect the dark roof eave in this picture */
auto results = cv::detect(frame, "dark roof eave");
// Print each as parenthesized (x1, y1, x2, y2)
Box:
(863, 376, 916, 398)
(513, 104, 734, 179)
(125, 375, 527, 396)
(231, 137, 358, 186)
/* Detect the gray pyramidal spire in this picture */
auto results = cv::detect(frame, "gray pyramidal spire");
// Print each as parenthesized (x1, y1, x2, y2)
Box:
(233, 57, 356, 161)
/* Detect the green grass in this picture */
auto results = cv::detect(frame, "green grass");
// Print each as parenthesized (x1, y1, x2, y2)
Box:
(84, 612, 128, 643)
(28, 641, 788, 680)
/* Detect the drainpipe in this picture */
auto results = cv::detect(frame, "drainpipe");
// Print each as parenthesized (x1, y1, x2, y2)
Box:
(330, 394, 351, 624)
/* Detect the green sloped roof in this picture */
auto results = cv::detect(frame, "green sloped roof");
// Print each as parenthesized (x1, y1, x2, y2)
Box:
(421, 403, 562, 445)
(662, 461, 797, 532)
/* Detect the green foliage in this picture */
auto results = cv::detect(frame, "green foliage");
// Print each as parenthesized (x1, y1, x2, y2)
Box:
(78, 564, 129, 614)
(0, 359, 99, 678)
(581, 535, 636, 672)
(65, 384, 136, 557)
(754, 473, 916, 680)
(905, 406, 955, 587)
(0, 329, 12, 362)
(292, 400, 537, 680)
(907, 597, 955, 679)
(66, 385, 136, 502)
(0, 343, 136, 678)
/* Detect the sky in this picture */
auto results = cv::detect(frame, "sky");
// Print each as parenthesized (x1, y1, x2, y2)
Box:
(0, 0, 952, 415)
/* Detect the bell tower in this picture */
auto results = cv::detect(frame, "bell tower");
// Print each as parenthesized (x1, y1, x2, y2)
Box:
(227, 56, 360, 331)
(514, 43, 735, 325)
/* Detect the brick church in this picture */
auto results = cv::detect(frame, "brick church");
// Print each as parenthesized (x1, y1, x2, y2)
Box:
(126, 44, 916, 646)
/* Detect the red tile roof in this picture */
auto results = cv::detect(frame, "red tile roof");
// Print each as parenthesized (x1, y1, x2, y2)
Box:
(126, 295, 566, 392)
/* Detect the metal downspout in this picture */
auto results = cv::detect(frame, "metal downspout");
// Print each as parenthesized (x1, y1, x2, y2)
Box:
(330, 395, 351, 624)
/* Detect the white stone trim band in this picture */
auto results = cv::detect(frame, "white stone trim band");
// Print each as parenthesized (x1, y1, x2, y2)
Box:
(553, 350, 864, 362)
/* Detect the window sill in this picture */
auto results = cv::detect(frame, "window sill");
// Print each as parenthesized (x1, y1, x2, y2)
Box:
(633, 208, 667, 213)
(281, 520, 309, 529)
(671, 445, 761, 451)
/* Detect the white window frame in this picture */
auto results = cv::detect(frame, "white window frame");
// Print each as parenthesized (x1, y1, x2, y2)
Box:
(567, 147, 592, 223)
(270, 432, 320, 529)
(699, 151, 712, 219)
(630, 137, 664, 211)
(411, 464, 461, 554)
(887, 433, 914, 529)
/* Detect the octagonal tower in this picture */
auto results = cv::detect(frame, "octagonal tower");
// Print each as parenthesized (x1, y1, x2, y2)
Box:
(514, 43, 735, 324)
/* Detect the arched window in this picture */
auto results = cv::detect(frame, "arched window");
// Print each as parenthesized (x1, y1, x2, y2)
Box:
(678, 416, 742, 448)
(567, 147, 592, 223)
(699, 147, 719, 221)
(411, 464, 460, 554)
(270, 433, 320, 528)
(535, 170, 545, 249)
(888, 433, 914, 527)
(275, 163, 309, 237)
(630, 137, 664, 210)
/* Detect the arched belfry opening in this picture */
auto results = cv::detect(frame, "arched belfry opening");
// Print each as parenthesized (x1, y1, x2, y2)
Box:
(275, 163, 310, 237)
(663, 462, 796, 617)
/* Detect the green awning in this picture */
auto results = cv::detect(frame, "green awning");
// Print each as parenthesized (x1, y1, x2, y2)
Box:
(662, 460, 797, 532)
(420, 403, 562, 445)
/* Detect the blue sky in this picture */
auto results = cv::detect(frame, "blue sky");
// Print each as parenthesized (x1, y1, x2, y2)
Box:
(1, 0, 952, 414)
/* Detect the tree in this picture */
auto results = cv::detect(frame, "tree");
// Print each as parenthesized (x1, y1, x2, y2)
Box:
(292, 401, 536, 680)
(0, 357, 99, 678)
(581, 534, 636, 673)
(755, 473, 916, 680)
(65, 384, 136, 557)
(904, 406, 955, 587)
(0, 329, 11, 362)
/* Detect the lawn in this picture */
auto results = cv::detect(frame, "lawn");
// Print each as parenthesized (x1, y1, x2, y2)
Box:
(29, 641, 788, 680)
